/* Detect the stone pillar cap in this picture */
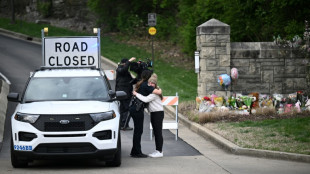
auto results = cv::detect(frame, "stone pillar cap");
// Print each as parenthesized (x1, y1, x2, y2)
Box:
(197, 18, 230, 35)
(198, 18, 229, 27)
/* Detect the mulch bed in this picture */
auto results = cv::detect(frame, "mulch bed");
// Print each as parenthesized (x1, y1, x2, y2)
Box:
(215, 112, 310, 122)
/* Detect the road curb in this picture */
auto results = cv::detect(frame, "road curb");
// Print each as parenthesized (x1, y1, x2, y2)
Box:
(101, 56, 118, 68)
(0, 28, 41, 43)
(0, 80, 9, 144)
(164, 105, 310, 163)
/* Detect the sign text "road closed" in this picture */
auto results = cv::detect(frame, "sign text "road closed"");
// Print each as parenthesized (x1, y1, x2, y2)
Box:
(44, 37, 100, 68)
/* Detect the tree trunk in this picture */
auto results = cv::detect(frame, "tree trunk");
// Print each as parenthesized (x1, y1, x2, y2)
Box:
(10, 0, 15, 24)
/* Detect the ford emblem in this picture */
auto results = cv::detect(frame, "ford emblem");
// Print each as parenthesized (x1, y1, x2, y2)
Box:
(59, 120, 70, 124)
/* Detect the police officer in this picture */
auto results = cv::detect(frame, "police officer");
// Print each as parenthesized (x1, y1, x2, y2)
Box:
(115, 57, 136, 130)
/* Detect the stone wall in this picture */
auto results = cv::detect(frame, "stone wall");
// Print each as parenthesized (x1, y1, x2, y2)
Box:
(231, 42, 306, 94)
(196, 19, 307, 97)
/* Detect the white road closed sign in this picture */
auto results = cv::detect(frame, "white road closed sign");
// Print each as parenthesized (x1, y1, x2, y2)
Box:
(43, 37, 100, 68)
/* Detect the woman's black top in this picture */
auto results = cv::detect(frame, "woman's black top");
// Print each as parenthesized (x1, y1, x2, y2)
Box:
(137, 81, 154, 99)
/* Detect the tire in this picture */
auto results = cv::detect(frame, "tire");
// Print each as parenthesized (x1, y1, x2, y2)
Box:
(11, 138, 28, 168)
(105, 132, 121, 167)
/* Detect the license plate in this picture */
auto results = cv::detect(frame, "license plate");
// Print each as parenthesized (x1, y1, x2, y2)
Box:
(14, 145, 32, 151)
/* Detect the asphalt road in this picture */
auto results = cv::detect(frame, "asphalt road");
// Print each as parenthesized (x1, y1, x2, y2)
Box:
(0, 34, 201, 170)
(1, 33, 310, 174)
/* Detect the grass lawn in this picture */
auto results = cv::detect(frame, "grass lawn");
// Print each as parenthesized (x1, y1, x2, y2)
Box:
(205, 117, 310, 155)
(0, 17, 197, 102)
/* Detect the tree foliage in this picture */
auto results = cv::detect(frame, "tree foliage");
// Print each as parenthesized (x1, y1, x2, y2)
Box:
(37, 0, 53, 18)
(87, 0, 310, 56)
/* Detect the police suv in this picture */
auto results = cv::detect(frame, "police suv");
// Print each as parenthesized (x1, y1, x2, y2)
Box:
(7, 28, 126, 168)
(7, 66, 126, 168)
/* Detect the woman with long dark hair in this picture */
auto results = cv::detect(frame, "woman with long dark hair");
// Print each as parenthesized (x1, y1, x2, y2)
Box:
(129, 70, 161, 158)
(133, 73, 164, 158)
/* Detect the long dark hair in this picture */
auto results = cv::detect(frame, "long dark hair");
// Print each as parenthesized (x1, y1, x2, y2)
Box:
(135, 70, 152, 91)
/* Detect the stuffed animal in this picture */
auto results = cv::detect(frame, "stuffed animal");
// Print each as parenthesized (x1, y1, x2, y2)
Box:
(295, 100, 301, 113)
(306, 99, 310, 111)
(250, 92, 259, 108)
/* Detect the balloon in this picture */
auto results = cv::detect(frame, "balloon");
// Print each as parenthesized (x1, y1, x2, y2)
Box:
(218, 74, 231, 87)
(231, 68, 238, 80)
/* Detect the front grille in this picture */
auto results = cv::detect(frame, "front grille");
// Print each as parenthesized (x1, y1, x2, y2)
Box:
(44, 134, 86, 137)
(44, 122, 85, 131)
(32, 114, 96, 132)
(34, 143, 97, 153)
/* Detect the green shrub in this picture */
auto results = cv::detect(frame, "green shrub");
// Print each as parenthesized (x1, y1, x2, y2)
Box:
(37, 0, 52, 18)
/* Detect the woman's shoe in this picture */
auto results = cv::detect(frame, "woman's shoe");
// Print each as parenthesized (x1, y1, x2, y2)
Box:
(148, 150, 163, 158)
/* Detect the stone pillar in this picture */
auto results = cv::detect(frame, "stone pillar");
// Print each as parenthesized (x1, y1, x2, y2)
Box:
(196, 18, 231, 97)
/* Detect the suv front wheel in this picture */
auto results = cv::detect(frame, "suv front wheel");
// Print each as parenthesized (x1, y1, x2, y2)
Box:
(105, 132, 121, 167)
(11, 138, 29, 168)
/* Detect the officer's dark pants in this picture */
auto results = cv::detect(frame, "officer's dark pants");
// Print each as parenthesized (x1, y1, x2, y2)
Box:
(120, 98, 131, 128)
(130, 106, 144, 155)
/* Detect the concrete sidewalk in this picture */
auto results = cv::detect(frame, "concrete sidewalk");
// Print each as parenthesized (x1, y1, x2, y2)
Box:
(0, 27, 309, 164)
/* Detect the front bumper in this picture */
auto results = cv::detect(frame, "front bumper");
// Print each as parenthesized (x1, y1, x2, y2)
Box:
(13, 145, 117, 160)
(11, 116, 120, 160)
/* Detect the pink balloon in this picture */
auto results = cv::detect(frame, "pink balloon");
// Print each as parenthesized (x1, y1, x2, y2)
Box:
(231, 68, 238, 80)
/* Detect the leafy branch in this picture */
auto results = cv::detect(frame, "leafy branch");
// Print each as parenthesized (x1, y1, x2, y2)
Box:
(273, 20, 310, 95)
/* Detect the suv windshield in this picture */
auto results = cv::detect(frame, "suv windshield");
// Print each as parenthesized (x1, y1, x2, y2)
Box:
(23, 76, 109, 102)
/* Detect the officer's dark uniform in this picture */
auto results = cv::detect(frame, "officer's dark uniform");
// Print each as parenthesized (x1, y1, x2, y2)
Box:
(115, 59, 133, 129)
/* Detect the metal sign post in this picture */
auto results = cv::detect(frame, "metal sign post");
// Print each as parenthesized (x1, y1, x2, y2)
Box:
(148, 13, 157, 71)
(148, 27, 156, 71)
(152, 35, 154, 70)
(97, 28, 101, 69)
(41, 29, 45, 66)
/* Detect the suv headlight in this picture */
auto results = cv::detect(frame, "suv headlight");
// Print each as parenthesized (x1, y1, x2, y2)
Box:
(90, 111, 116, 123)
(14, 113, 40, 124)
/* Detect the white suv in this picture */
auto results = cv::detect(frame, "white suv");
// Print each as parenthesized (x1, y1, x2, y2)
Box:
(7, 67, 126, 168)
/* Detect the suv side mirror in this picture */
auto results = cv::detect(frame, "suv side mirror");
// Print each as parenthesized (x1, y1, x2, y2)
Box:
(108, 90, 116, 98)
(7, 92, 20, 102)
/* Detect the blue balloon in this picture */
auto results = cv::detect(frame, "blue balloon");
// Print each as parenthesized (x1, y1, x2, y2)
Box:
(218, 74, 231, 87)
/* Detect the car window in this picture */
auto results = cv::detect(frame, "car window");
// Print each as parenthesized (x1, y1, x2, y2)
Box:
(23, 76, 109, 102)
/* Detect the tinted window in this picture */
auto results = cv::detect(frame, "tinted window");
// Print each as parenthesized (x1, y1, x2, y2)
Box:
(23, 77, 109, 102)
